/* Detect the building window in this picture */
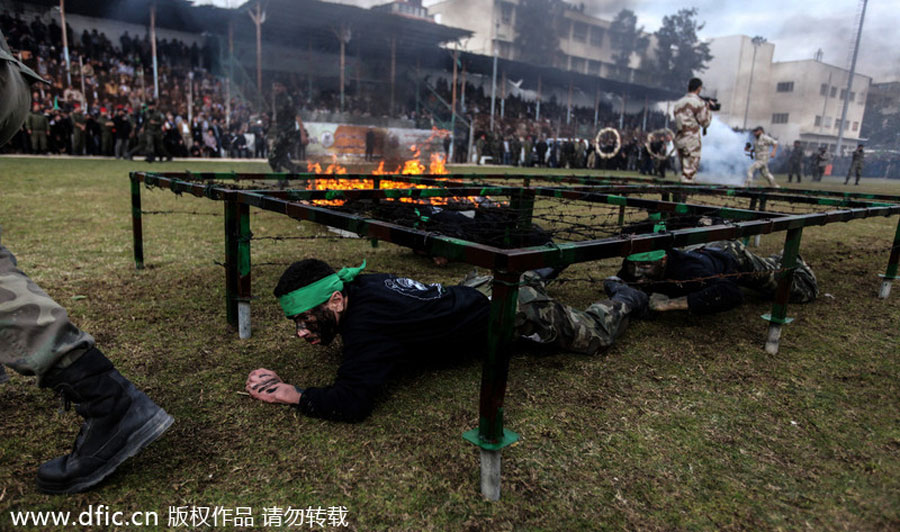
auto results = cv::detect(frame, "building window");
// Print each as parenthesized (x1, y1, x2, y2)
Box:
(560, 20, 571, 38)
(840, 89, 846, 100)
(590, 26, 604, 47)
(830, 86, 837, 97)
(824, 117, 832, 128)
(849, 91, 855, 102)
(834, 119, 842, 129)
(776, 81, 794, 92)
(570, 57, 585, 72)
(573, 22, 588, 42)
(857, 92, 865, 104)
(588, 60, 602, 75)
(815, 115, 822, 126)
(852, 121, 859, 131)
(500, 2, 513, 25)
(820, 83, 828, 96)
(772, 113, 789, 124)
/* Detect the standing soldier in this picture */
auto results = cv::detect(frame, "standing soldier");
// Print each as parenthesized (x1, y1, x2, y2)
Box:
(267, 79, 303, 173)
(99, 109, 115, 156)
(672, 78, 713, 183)
(813, 146, 831, 182)
(845, 144, 865, 185)
(744, 126, 779, 188)
(0, 27, 173, 494)
(25, 102, 49, 154)
(70, 102, 86, 155)
(786, 140, 804, 183)
(142, 100, 170, 163)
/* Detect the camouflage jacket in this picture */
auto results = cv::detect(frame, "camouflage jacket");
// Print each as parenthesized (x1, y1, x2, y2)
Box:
(672, 93, 711, 140)
(752, 133, 777, 162)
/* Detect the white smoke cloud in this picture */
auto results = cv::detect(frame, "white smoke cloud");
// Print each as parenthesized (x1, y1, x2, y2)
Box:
(694, 116, 751, 186)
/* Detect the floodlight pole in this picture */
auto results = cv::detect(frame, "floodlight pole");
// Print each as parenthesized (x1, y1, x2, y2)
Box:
(536, 75, 541, 121)
(490, 38, 498, 131)
(389, 34, 396, 117)
(248, 4, 265, 108)
(835, 0, 867, 156)
(226, 20, 233, 129)
(150, 3, 159, 100)
(56, 0, 72, 87)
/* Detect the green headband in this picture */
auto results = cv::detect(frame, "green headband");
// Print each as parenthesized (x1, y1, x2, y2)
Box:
(278, 260, 366, 317)
(627, 220, 667, 262)
(627, 250, 667, 262)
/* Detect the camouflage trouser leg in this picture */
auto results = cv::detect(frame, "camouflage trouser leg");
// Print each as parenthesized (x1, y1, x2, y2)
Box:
(697, 240, 819, 303)
(460, 271, 630, 355)
(267, 133, 299, 173)
(746, 161, 777, 187)
(677, 147, 701, 182)
(0, 244, 94, 380)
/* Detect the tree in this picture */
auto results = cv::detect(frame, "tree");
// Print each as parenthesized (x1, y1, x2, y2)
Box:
(514, 0, 566, 68)
(653, 8, 713, 91)
(609, 9, 649, 70)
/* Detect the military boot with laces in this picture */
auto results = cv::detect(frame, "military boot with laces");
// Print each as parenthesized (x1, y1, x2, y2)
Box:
(36, 347, 173, 494)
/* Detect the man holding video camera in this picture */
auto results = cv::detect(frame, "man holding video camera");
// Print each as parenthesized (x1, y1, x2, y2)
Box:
(672, 78, 716, 184)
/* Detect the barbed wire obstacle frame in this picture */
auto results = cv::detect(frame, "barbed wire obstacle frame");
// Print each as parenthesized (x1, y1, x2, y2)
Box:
(129, 171, 900, 500)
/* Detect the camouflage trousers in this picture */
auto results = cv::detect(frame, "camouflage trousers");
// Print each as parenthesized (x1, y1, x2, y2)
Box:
(845, 162, 863, 184)
(675, 136, 701, 182)
(0, 244, 93, 380)
(746, 160, 777, 187)
(687, 240, 819, 303)
(267, 131, 300, 173)
(460, 271, 630, 356)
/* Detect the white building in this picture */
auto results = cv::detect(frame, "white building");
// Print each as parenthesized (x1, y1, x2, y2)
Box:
(703, 35, 871, 155)
(428, 0, 654, 77)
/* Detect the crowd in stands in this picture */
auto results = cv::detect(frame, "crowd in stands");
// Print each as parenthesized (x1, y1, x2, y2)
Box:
(3, 8, 898, 179)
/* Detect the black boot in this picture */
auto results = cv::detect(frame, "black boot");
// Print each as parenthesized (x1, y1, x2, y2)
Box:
(603, 276, 650, 318)
(37, 347, 173, 494)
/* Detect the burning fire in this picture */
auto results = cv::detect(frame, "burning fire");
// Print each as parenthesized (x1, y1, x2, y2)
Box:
(306, 147, 453, 206)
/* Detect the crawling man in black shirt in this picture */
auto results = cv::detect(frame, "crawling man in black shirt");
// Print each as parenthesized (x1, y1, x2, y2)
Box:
(245, 258, 650, 422)
(618, 240, 819, 314)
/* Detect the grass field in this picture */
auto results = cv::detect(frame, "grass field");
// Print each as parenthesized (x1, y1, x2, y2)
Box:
(1, 157, 898, 531)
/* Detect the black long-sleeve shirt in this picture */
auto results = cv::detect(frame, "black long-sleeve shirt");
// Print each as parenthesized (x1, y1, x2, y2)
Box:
(296, 274, 490, 422)
(620, 248, 744, 314)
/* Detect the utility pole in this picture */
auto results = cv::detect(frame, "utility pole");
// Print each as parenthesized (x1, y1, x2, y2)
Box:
(59, 0, 71, 86)
(150, 2, 159, 99)
(742, 36, 766, 130)
(835, 0, 868, 156)
(248, 3, 266, 108)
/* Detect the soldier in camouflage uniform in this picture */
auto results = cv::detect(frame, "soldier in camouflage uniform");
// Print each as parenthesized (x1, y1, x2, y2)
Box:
(0, 28, 172, 494)
(672, 78, 712, 183)
(24, 102, 49, 154)
(618, 239, 818, 314)
(460, 270, 644, 356)
(99, 110, 115, 156)
(745, 126, 779, 188)
(140, 100, 171, 163)
(787, 140, 804, 183)
(267, 80, 303, 173)
(845, 144, 865, 185)
(69, 102, 86, 155)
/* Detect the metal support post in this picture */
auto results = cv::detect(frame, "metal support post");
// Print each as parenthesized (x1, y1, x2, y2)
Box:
(878, 216, 900, 299)
(130, 174, 144, 270)
(509, 189, 535, 247)
(753, 197, 767, 247)
(463, 270, 521, 500)
(762, 227, 802, 355)
(617, 204, 626, 227)
(225, 198, 252, 336)
(743, 196, 759, 246)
